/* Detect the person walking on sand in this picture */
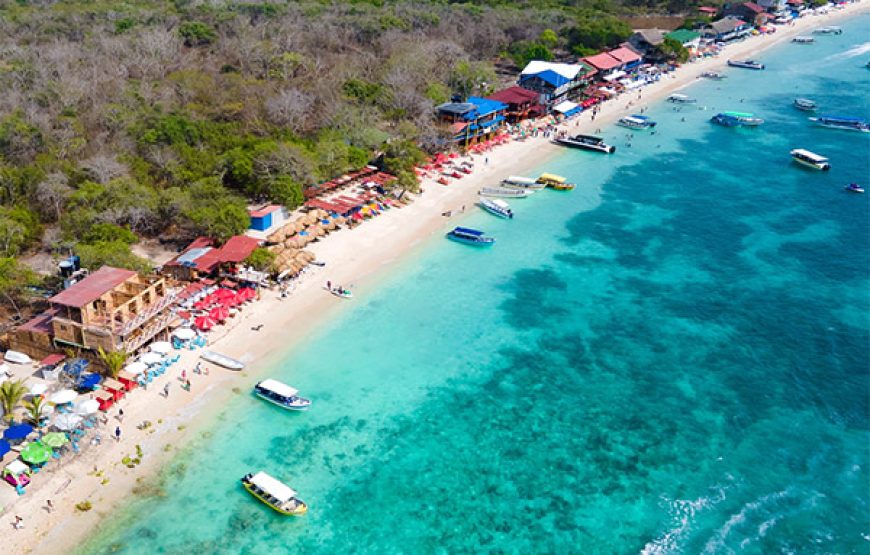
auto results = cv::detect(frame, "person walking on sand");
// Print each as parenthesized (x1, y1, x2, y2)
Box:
(185, 379, 192, 391)
(46, 500, 53, 513)
(163, 383, 170, 398)
(117, 409, 124, 422)
(13, 515, 23, 529)
(327, 280, 332, 291)
(114, 426, 121, 442)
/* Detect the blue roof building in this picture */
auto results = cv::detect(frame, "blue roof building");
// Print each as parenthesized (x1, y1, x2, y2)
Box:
(436, 96, 507, 145)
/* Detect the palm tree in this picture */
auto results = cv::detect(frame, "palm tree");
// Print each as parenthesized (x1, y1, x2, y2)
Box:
(24, 396, 47, 428)
(98, 347, 128, 378)
(0, 379, 27, 424)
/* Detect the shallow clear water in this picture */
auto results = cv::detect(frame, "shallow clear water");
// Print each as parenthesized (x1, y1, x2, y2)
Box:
(80, 18, 869, 554)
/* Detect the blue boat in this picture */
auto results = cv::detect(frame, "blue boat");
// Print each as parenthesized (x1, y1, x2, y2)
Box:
(446, 227, 495, 246)
(809, 115, 870, 132)
(710, 113, 741, 127)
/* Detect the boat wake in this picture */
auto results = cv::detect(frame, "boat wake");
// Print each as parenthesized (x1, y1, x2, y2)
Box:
(700, 488, 793, 553)
(837, 41, 870, 59)
(641, 483, 730, 555)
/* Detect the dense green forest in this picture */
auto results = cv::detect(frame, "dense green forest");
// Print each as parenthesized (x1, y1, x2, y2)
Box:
(0, 0, 704, 308)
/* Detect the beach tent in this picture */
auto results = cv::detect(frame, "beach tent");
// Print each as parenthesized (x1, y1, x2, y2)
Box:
(3, 423, 33, 440)
(53, 413, 82, 431)
(75, 399, 99, 415)
(20, 442, 52, 465)
(124, 361, 148, 376)
(149, 341, 172, 355)
(40, 432, 69, 448)
(172, 328, 197, 341)
(49, 390, 77, 405)
(139, 352, 163, 366)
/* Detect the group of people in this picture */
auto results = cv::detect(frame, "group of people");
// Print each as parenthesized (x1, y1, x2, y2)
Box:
(326, 281, 349, 296)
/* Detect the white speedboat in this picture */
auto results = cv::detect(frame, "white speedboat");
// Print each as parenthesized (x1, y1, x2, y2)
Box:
(727, 59, 765, 70)
(700, 71, 726, 80)
(617, 115, 657, 131)
(4, 350, 32, 364)
(500, 176, 545, 190)
(792, 36, 815, 44)
(328, 287, 352, 299)
(241, 472, 307, 516)
(479, 197, 514, 219)
(793, 98, 816, 111)
(254, 379, 311, 411)
(200, 350, 245, 370)
(552, 134, 616, 153)
(479, 187, 532, 198)
(667, 93, 696, 104)
(813, 26, 842, 35)
(791, 149, 831, 171)
(808, 115, 869, 132)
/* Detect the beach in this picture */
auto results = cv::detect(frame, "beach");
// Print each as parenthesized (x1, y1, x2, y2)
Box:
(3, 3, 868, 553)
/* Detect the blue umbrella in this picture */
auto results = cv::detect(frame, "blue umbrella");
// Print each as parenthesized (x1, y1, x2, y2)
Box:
(3, 423, 33, 440)
(0, 439, 10, 457)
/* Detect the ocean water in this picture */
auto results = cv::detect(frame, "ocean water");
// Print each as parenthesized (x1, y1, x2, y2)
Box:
(79, 18, 869, 554)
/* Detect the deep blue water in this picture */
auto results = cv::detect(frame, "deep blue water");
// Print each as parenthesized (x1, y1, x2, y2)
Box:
(79, 17, 869, 554)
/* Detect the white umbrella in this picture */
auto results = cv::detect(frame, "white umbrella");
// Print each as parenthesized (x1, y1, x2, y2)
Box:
(75, 399, 99, 415)
(29, 383, 48, 396)
(149, 341, 172, 354)
(124, 362, 148, 375)
(53, 413, 82, 431)
(139, 352, 163, 366)
(172, 328, 196, 341)
(50, 389, 77, 405)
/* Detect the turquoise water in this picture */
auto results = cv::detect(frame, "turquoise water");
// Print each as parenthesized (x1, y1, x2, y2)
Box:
(80, 19, 869, 554)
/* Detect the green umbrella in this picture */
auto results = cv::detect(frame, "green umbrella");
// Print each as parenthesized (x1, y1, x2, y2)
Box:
(20, 442, 52, 465)
(40, 432, 69, 448)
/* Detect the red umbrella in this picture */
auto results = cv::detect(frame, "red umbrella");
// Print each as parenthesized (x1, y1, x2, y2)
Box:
(209, 306, 229, 321)
(215, 288, 235, 300)
(193, 300, 210, 310)
(239, 287, 256, 301)
(194, 316, 215, 330)
(221, 295, 240, 308)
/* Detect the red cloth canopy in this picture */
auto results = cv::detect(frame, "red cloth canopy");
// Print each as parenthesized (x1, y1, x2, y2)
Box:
(209, 306, 229, 321)
(194, 316, 215, 330)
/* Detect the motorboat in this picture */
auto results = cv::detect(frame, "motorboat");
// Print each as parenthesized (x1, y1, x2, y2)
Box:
(479, 186, 532, 198)
(813, 26, 842, 35)
(500, 176, 545, 190)
(617, 115, 657, 130)
(200, 350, 245, 370)
(793, 98, 817, 111)
(845, 183, 864, 193)
(3, 350, 32, 365)
(790, 149, 831, 171)
(254, 379, 311, 411)
(808, 115, 870, 132)
(552, 134, 616, 153)
(241, 472, 307, 516)
(327, 286, 352, 299)
(446, 227, 495, 247)
(792, 36, 815, 44)
(478, 197, 514, 219)
(727, 59, 765, 70)
(700, 71, 726, 80)
(711, 112, 763, 127)
(537, 173, 576, 191)
(667, 93, 696, 104)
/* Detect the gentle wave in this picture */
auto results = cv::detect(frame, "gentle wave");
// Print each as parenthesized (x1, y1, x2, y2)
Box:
(641, 482, 731, 555)
(838, 41, 870, 58)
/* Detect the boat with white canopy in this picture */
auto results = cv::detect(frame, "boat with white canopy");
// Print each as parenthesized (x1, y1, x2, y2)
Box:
(790, 149, 831, 171)
(500, 176, 545, 190)
(254, 379, 311, 411)
(241, 471, 308, 515)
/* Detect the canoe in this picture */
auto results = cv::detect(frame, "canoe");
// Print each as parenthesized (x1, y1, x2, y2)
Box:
(200, 350, 244, 370)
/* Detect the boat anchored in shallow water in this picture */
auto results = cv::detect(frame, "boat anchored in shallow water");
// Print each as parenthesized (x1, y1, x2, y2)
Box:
(537, 173, 575, 191)
(845, 183, 864, 193)
(813, 26, 842, 35)
(446, 227, 495, 246)
(617, 115, 657, 131)
(479, 197, 514, 219)
(254, 379, 311, 411)
(727, 59, 765, 70)
(200, 350, 244, 370)
(479, 186, 532, 198)
(667, 93, 696, 104)
(711, 112, 764, 127)
(793, 98, 817, 111)
(241, 472, 307, 516)
(792, 36, 815, 44)
(791, 149, 831, 171)
(552, 134, 616, 153)
(700, 71, 726, 80)
(500, 175, 545, 190)
(809, 115, 870, 132)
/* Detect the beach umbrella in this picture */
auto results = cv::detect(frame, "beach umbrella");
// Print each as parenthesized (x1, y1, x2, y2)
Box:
(194, 316, 215, 331)
(40, 432, 69, 448)
(0, 439, 10, 457)
(139, 352, 163, 366)
(239, 287, 256, 301)
(149, 341, 172, 355)
(53, 413, 82, 431)
(3, 423, 33, 440)
(172, 328, 196, 341)
(49, 390, 77, 405)
(29, 383, 48, 396)
(215, 288, 235, 300)
(75, 399, 99, 415)
(209, 306, 229, 321)
(193, 300, 210, 310)
(20, 442, 52, 465)
(124, 361, 148, 376)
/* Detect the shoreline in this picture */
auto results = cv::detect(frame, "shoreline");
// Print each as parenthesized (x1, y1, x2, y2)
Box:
(6, 4, 867, 553)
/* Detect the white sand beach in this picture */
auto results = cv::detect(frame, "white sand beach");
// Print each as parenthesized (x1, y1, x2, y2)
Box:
(2, 3, 866, 553)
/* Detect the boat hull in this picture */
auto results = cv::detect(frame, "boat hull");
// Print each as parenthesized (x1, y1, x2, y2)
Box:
(447, 233, 494, 247)
(479, 202, 513, 219)
(242, 482, 308, 516)
(791, 157, 830, 171)
(255, 391, 311, 411)
(200, 351, 244, 370)
(552, 139, 616, 154)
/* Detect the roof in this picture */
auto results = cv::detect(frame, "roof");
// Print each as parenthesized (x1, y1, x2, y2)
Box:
(486, 86, 539, 105)
(583, 52, 621, 71)
(698, 6, 718, 13)
(710, 17, 748, 34)
(17, 309, 58, 334)
(39, 354, 65, 367)
(520, 61, 585, 80)
(527, 69, 571, 88)
(608, 47, 642, 64)
(50, 267, 137, 308)
(5, 460, 28, 475)
(219, 235, 260, 263)
(553, 100, 579, 114)
(666, 29, 702, 43)
(743, 2, 764, 13)
(248, 205, 281, 218)
(249, 472, 297, 503)
(438, 97, 506, 121)
(257, 379, 299, 398)
(436, 102, 477, 117)
(633, 28, 666, 46)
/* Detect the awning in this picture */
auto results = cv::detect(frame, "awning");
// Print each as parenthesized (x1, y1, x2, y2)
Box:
(603, 70, 627, 82)
(553, 101, 579, 114)
(39, 354, 65, 367)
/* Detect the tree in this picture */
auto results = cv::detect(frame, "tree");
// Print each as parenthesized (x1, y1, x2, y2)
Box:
(182, 178, 250, 241)
(178, 22, 217, 47)
(76, 241, 151, 272)
(80, 223, 138, 245)
(245, 248, 276, 271)
(0, 379, 27, 424)
(24, 396, 48, 428)
(448, 60, 496, 98)
(33, 173, 72, 223)
(98, 347, 128, 379)
(0, 257, 37, 318)
(658, 37, 689, 64)
(508, 41, 553, 69)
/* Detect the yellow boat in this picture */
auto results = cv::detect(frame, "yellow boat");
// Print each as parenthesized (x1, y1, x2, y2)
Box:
(537, 173, 576, 191)
(242, 472, 308, 516)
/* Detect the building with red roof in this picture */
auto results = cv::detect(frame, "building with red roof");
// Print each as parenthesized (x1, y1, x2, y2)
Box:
(486, 86, 543, 122)
(723, 2, 768, 25)
(163, 235, 261, 281)
(582, 52, 622, 72)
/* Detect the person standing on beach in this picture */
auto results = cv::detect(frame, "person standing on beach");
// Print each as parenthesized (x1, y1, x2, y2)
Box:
(115, 426, 121, 442)
(46, 500, 53, 513)
(185, 379, 192, 391)
(163, 383, 170, 398)
(117, 409, 124, 422)
(13, 515, 23, 529)
(327, 280, 331, 291)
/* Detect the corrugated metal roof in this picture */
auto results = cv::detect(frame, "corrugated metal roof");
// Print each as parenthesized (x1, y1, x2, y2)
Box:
(583, 53, 622, 71)
(49, 267, 137, 308)
(249, 205, 281, 218)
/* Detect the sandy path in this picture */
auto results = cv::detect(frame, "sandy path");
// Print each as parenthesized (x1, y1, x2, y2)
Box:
(3, 3, 866, 553)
